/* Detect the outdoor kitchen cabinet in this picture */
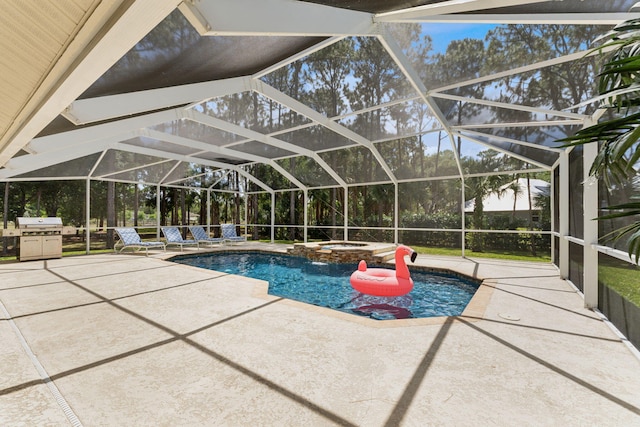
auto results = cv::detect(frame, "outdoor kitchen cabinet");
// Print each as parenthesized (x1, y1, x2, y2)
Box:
(16, 217, 64, 261)
(18, 234, 63, 261)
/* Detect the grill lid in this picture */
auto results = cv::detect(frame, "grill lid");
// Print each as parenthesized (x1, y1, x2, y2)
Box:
(16, 217, 63, 228)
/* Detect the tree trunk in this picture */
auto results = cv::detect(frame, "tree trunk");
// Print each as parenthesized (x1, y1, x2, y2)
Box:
(106, 181, 116, 249)
(234, 193, 241, 226)
(233, 173, 241, 227)
(35, 188, 41, 216)
(252, 194, 259, 240)
(121, 186, 126, 227)
(329, 153, 338, 239)
(156, 189, 162, 226)
(289, 157, 296, 241)
(172, 189, 178, 226)
(434, 132, 441, 175)
(181, 188, 186, 238)
(212, 196, 220, 236)
(289, 190, 296, 241)
(200, 190, 206, 228)
(330, 187, 337, 239)
(134, 186, 139, 227)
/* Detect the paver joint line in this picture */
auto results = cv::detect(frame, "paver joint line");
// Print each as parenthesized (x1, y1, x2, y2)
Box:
(0, 298, 84, 426)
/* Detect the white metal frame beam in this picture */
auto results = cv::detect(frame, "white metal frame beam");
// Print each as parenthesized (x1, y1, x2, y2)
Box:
(26, 109, 182, 152)
(184, 109, 348, 188)
(452, 120, 582, 129)
(387, 13, 640, 25)
(457, 133, 552, 170)
(431, 92, 587, 121)
(375, 0, 552, 21)
(377, 29, 465, 179)
(11, 82, 353, 190)
(182, 0, 376, 37)
(95, 158, 176, 180)
(0, 134, 131, 179)
(253, 37, 347, 79)
(255, 81, 398, 183)
(63, 77, 251, 125)
(459, 129, 565, 154)
(142, 128, 307, 190)
(431, 48, 610, 95)
(112, 142, 273, 192)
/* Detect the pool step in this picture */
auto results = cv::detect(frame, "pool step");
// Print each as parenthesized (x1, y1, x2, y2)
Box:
(369, 244, 397, 255)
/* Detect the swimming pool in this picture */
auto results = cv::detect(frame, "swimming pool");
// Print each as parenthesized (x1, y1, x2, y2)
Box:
(172, 252, 480, 320)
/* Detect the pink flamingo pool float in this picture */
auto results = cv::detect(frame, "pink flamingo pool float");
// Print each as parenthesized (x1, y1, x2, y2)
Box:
(349, 245, 418, 297)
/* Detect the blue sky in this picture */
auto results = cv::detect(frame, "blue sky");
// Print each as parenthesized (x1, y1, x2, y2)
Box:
(425, 23, 498, 54)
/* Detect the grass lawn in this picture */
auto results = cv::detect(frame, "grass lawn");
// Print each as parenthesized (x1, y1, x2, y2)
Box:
(599, 265, 640, 307)
(0, 239, 112, 262)
(0, 248, 114, 262)
(260, 239, 551, 263)
(411, 246, 551, 262)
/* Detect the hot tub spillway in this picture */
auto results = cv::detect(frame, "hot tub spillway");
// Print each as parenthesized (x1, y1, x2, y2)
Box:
(288, 241, 398, 264)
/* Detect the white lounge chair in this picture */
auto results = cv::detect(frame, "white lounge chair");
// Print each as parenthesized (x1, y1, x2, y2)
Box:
(161, 226, 199, 251)
(189, 226, 224, 247)
(221, 224, 247, 244)
(114, 228, 166, 256)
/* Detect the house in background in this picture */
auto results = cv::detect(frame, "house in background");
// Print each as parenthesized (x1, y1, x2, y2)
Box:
(464, 178, 550, 224)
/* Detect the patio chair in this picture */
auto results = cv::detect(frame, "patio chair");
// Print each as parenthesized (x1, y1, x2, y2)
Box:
(161, 226, 199, 252)
(220, 223, 247, 244)
(189, 225, 224, 247)
(114, 227, 166, 256)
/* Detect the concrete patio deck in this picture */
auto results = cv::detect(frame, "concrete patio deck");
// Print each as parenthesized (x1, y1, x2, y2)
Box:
(1, 243, 639, 426)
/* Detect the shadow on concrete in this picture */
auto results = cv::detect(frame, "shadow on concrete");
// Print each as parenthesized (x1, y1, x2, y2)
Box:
(458, 317, 640, 416)
(1, 263, 359, 427)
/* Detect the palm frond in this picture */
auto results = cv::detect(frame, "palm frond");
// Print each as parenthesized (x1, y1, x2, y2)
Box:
(598, 202, 640, 219)
(598, 202, 640, 263)
(629, 228, 640, 264)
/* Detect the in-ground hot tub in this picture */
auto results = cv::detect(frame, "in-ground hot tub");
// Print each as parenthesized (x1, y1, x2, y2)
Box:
(288, 241, 398, 264)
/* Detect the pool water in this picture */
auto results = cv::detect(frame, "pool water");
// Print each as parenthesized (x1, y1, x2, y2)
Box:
(172, 252, 480, 320)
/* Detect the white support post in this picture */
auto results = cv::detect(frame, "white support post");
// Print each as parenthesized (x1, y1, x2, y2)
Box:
(271, 192, 275, 243)
(303, 189, 308, 243)
(244, 192, 248, 238)
(343, 186, 348, 241)
(559, 151, 569, 278)
(85, 178, 91, 254)
(551, 166, 556, 264)
(583, 142, 599, 308)
(394, 182, 399, 244)
(461, 177, 466, 258)
(207, 189, 211, 233)
(156, 185, 161, 239)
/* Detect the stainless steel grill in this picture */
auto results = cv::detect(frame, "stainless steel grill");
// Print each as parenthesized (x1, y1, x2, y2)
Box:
(16, 217, 63, 261)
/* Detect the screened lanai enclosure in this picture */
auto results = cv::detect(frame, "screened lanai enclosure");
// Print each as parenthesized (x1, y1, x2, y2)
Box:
(0, 1, 639, 346)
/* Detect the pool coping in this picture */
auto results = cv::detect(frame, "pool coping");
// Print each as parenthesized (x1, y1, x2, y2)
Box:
(167, 247, 495, 328)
